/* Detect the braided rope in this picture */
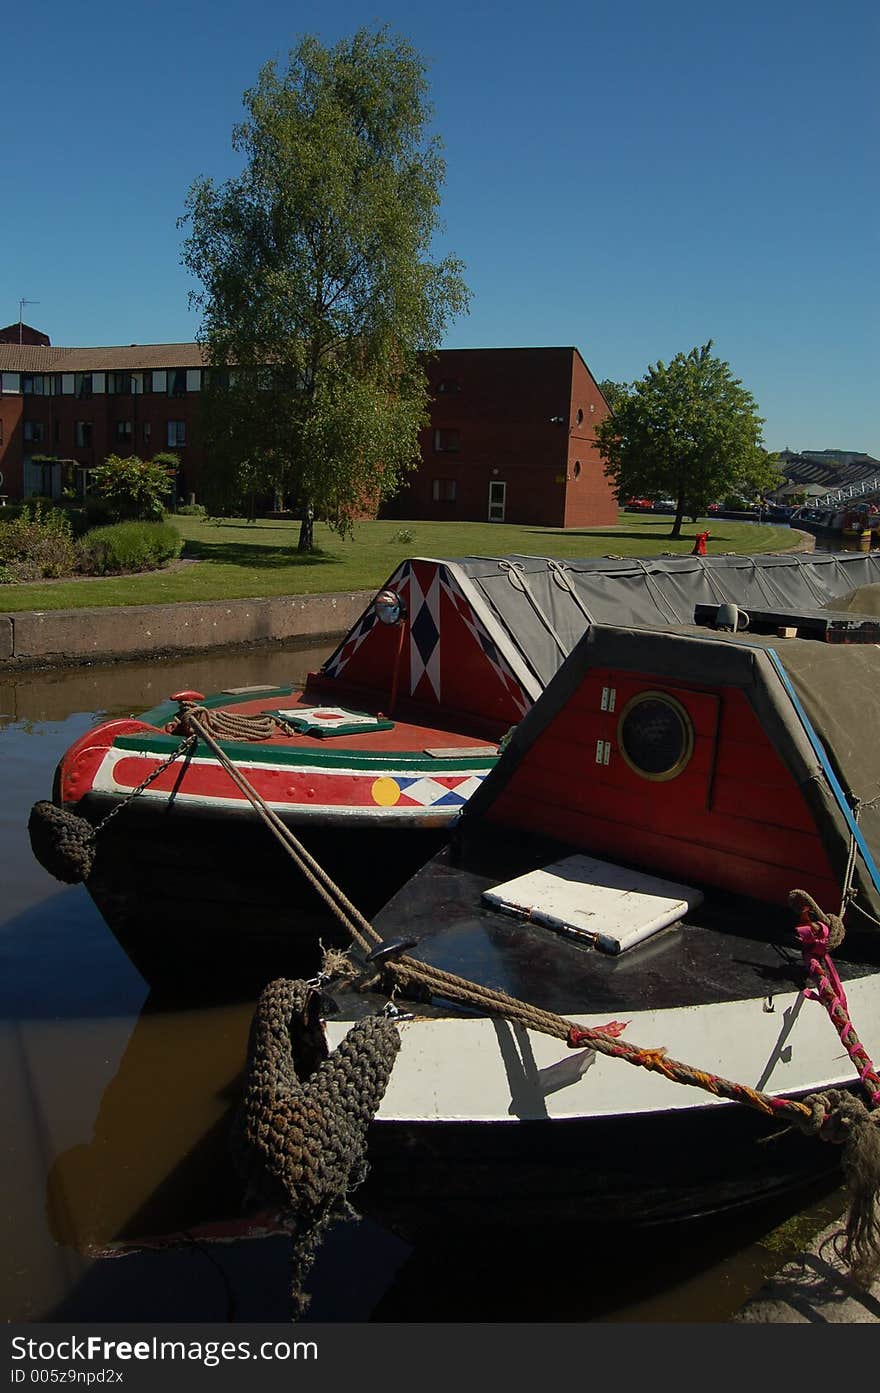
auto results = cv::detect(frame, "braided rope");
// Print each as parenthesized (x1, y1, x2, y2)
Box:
(231, 977, 400, 1318)
(789, 891, 880, 1108)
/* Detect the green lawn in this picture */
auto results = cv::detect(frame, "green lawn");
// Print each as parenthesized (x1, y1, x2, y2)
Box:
(0, 513, 800, 612)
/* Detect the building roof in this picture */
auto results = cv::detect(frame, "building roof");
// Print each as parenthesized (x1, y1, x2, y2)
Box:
(0, 342, 207, 373)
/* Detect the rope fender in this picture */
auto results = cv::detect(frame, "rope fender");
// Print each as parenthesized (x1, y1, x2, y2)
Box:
(28, 800, 97, 883)
(230, 977, 400, 1317)
(28, 734, 195, 885)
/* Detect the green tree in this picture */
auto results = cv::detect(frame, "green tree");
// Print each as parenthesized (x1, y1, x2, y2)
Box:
(597, 379, 631, 412)
(595, 343, 768, 537)
(89, 454, 177, 521)
(181, 27, 469, 552)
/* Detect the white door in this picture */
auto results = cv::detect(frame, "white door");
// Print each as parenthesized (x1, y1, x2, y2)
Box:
(488, 480, 506, 522)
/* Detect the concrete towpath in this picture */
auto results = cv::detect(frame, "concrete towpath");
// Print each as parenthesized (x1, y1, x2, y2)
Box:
(734, 1218, 880, 1322)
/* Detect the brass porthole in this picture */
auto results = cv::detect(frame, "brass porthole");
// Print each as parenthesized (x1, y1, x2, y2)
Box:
(616, 691, 694, 781)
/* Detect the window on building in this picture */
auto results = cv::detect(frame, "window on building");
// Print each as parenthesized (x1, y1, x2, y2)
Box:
(74, 422, 93, 448)
(573, 460, 582, 478)
(23, 421, 45, 443)
(432, 478, 457, 503)
(142, 371, 153, 394)
(116, 421, 133, 443)
(168, 369, 187, 398)
(1, 373, 21, 394)
(107, 372, 133, 395)
(434, 428, 460, 453)
(22, 375, 44, 395)
(167, 420, 186, 447)
(75, 373, 93, 399)
(143, 422, 151, 444)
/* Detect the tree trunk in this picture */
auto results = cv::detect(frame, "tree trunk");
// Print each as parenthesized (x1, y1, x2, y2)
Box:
(298, 503, 315, 553)
(670, 508, 684, 539)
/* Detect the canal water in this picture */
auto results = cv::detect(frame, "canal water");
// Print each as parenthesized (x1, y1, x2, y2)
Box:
(0, 639, 848, 1325)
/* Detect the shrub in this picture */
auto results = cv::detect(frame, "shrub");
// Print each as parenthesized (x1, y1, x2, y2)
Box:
(88, 454, 177, 521)
(83, 495, 117, 529)
(0, 503, 76, 581)
(392, 528, 415, 544)
(176, 502, 207, 517)
(76, 521, 183, 576)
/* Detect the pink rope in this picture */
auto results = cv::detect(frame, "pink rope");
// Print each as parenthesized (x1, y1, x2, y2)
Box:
(797, 910, 880, 1109)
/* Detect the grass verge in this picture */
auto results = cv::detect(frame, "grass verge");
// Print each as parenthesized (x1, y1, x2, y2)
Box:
(0, 514, 801, 612)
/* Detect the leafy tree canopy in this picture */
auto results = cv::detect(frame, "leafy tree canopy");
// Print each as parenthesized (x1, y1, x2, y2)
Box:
(595, 343, 771, 536)
(180, 27, 469, 550)
(597, 379, 631, 412)
(89, 454, 178, 522)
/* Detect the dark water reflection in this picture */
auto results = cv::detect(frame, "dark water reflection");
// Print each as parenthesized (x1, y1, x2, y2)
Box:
(0, 638, 846, 1323)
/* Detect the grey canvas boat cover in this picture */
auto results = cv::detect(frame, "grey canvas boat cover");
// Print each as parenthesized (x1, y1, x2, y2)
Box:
(446, 551, 880, 688)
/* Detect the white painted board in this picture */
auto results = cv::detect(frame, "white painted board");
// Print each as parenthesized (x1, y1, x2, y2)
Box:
(482, 854, 704, 955)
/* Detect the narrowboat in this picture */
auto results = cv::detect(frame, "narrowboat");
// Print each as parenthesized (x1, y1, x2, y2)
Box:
(238, 612, 880, 1248)
(30, 549, 880, 994)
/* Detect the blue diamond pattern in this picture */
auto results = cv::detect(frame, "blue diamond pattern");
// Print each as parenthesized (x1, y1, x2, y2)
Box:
(411, 602, 439, 664)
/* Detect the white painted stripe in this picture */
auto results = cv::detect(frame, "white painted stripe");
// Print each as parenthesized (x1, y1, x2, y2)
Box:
(325, 976, 880, 1124)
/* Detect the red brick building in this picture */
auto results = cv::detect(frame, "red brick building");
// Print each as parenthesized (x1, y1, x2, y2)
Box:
(387, 346, 617, 527)
(0, 329, 618, 527)
(0, 327, 205, 505)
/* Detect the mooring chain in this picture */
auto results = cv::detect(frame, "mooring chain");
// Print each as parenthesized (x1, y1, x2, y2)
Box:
(93, 734, 198, 832)
(28, 732, 198, 885)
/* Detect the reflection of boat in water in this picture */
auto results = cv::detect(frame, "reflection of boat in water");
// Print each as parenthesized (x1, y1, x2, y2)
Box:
(44, 995, 278, 1258)
(31, 549, 880, 996)
(237, 616, 880, 1251)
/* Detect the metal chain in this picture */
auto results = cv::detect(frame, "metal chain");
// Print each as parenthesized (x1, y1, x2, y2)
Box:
(94, 734, 197, 832)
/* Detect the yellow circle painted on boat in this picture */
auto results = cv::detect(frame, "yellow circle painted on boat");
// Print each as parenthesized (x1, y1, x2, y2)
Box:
(371, 776, 401, 806)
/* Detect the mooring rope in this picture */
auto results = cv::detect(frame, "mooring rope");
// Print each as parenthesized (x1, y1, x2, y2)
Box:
(165, 704, 298, 743)
(790, 890, 880, 1108)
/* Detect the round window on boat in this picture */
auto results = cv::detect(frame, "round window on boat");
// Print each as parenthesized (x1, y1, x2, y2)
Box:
(616, 691, 694, 781)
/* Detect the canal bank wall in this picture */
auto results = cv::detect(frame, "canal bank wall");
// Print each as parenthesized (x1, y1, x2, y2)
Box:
(0, 589, 374, 670)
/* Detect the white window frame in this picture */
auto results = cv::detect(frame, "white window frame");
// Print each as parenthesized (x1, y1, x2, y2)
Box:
(488, 480, 506, 522)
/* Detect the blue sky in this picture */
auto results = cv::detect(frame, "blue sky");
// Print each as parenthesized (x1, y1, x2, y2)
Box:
(4, 0, 877, 455)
